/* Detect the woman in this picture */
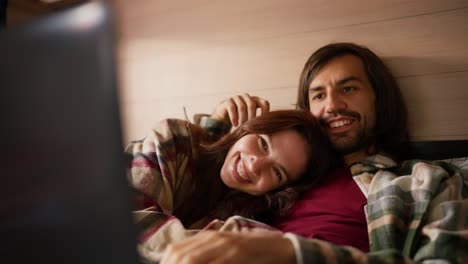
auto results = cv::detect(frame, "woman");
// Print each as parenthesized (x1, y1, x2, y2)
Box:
(126, 109, 337, 228)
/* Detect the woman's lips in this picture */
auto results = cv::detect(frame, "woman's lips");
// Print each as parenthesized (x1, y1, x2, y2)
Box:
(232, 155, 251, 184)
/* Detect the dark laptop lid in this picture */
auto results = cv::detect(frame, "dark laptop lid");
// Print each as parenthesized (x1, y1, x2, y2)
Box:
(0, 2, 139, 263)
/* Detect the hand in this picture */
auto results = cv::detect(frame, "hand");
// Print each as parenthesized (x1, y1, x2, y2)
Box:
(160, 231, 296, 264)
(211, 94, 270, 127)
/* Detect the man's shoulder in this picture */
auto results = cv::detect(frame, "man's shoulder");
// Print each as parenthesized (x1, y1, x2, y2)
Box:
(393, 159, 461, 177)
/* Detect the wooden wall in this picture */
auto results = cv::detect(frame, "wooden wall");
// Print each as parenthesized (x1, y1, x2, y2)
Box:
(113, 0, 468, 143)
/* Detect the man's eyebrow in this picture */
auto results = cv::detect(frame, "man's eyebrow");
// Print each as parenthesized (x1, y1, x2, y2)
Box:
(337, 75, 361, 85)
(267, 134, 289, 181)
(309, 75, 361, 92)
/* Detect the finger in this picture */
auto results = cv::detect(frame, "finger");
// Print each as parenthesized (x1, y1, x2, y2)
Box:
(225, 98, 239, 127)
(232, 95, 248, 126)
(211, 100, 229, 122)
(182, 233, 228, 263)
(161, 238, 202, 264)
(161, 232, 220, 264)
(252, 96, 270, 115)
(240, 93, 260, 120)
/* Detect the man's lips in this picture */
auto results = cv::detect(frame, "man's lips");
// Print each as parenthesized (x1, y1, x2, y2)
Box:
(232, 155, 251, 183)
(326, 118, 355, 133)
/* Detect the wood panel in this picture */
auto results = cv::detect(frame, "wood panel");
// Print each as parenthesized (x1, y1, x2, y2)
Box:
(115, 0, 468, 45)
(113, 0, 468, 143)
(400, 72, 468, 140)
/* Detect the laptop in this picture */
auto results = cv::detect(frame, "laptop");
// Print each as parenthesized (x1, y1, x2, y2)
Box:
(0, 2, 140, 263)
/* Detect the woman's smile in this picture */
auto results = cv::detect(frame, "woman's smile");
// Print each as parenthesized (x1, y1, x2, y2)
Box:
(221, 129, 309, 195)
(232, 155, 252, 183)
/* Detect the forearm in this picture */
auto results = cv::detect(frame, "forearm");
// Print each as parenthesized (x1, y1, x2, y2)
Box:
(125, 119, 195, 213)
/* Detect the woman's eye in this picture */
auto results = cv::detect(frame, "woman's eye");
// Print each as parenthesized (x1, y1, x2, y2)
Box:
(259, 136, 268, 152)
(274, 168, 283, 182)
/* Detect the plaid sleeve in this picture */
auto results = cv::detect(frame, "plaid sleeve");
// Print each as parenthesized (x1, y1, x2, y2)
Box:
(286, 235, 412, 264)
(410, 161, 468, 263)
(288, 160, 468, 264)
(125, 119, 195, 214)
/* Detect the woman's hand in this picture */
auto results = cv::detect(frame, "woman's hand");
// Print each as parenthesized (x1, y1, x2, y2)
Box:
(160, 231, 296, 264)
(211, 94, 270, 127)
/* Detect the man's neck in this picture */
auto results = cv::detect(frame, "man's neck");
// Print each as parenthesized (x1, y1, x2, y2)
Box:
(343, 152, 367, 167)
(343, 145, 376, 167)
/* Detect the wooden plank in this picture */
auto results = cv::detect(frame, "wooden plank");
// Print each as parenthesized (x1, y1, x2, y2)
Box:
(118, 8, 468, 101)
(115, 0, 468, 44)
(400, 72, 468, 140)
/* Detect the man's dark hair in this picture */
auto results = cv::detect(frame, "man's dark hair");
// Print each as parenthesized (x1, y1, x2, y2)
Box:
(296, 42, 409, 160)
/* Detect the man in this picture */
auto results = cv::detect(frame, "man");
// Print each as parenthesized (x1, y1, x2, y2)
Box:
(159, 43, 467, 263)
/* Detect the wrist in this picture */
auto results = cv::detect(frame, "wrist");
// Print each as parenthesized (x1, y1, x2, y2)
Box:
(283, 233, 302, 264)
(196, 115, 231, 135)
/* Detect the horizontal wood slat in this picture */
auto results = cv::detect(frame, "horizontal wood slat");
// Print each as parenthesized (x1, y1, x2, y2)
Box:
(114, 0, 468, 142)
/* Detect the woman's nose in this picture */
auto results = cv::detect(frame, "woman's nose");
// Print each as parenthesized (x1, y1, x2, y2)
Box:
(246, 154, 268, 176)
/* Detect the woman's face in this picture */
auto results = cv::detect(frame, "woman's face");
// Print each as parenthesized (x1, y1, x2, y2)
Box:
(220, 129, 310, 195)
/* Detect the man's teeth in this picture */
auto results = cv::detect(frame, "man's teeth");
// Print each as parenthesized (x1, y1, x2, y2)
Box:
(236, 160, 249, 180)
(330, 120, 351, 128)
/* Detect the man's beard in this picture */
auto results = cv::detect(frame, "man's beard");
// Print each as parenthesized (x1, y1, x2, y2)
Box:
(330, 126, 373, 155)
(332, 130, 369, 155)
(321, 109, 374, 155)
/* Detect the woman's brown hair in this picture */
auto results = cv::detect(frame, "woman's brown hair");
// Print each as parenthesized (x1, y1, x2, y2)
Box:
(182, 109, 338, 225)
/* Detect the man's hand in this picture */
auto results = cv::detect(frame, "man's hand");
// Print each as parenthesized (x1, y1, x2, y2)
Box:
(160, 231, 296, 264)
(211, 94, 270, 127)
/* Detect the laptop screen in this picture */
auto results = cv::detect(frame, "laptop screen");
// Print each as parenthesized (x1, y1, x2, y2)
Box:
(0, 2, 139, 263)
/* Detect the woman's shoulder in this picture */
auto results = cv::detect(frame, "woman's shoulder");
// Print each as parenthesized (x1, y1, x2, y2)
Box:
(152, 118, 213, 153)
(157, 118, 191, 134)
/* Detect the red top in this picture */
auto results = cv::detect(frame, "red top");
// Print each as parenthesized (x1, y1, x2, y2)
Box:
(274, 167, 369, 252)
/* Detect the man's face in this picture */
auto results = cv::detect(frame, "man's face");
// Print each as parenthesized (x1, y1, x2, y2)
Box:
(307, 55, 376, 155)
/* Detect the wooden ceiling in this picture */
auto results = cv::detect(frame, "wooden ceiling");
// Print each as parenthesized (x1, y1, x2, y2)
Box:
(7, 0, 87, 26)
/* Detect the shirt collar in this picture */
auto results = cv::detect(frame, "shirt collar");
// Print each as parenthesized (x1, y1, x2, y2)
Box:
(349, 153, 397, 176)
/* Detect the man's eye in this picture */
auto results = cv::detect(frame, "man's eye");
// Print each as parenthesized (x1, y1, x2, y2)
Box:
(311, 93, 324, 101)
(343, 86, 355, 92)
(259, 137, 268, 152)
(273, 168, 283, 182)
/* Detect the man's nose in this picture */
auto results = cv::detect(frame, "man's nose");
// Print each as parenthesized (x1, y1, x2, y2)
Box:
(325, 92, 346, 113)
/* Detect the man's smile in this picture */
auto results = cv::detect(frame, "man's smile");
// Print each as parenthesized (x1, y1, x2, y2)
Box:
(325, 117, 355, 133)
